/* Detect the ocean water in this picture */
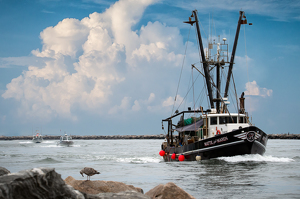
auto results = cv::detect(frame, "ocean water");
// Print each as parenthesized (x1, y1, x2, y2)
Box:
(0, 139, 299, 198)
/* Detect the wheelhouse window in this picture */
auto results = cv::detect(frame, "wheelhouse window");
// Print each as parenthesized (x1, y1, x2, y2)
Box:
(228, 116, 237, 123)
(210, 117, 217, 125)
(239, 116, 247, 123)
(219, 116, 237, 124)
(219, 117, 226, 124)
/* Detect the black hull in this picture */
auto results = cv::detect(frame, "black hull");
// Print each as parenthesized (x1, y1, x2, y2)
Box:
(162, 126, 268, 161)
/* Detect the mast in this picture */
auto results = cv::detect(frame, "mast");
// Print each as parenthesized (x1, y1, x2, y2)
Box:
(216, 63, 221, 112)
(224, 11, 247, 98)
(185, 10, 214, 109)
(185, 10, 248, 111)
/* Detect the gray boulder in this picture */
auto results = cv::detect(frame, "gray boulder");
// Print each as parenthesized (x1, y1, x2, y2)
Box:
(145, 182, 195, 199)
(65, 176, 144, 194)
(86, 190, 150, 199)
(0, 167, 10, 176)
(0, 167, 85, 199)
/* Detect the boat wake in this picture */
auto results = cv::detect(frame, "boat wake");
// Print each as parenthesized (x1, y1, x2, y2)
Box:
(19, 141, 33, 144)
(117, 157, 161, 164)
(40, 144, 62, 148)
(42, 141, 55, 144)
(218, 154, 294, 163)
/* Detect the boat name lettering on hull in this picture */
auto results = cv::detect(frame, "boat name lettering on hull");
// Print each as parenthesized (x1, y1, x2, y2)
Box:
(204, 136, 228, 147)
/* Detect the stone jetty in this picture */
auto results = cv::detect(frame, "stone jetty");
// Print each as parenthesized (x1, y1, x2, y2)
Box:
(1, 134, 299, 140)
(0, 134, 165, 140)
(267, 134, 300, 139)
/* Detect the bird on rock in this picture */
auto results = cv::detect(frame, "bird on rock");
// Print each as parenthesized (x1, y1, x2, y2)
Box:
(80, 167, 100, 181)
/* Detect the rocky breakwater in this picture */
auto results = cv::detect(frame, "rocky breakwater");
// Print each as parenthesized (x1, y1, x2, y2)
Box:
(73, 134, 166, 140)
(267, 134, 300, 139)
(0, 167, 195, 199)
(2, 134, 300, 140)
(0, 134, 165, 140)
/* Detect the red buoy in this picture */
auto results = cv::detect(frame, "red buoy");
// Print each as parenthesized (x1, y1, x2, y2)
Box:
(178, 154, 185, 161)
(171, 153, 176, 160)
(159, 150, 165, 156)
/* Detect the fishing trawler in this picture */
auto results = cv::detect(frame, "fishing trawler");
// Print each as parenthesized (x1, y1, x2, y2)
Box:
(32, 130, 43, 143)
(160, 10, 268, 161)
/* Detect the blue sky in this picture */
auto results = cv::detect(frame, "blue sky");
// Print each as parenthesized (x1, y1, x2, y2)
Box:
(0, 0, 299, 136)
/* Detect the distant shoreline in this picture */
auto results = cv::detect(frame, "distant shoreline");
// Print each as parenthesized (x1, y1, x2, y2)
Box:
(0, 134, 299, 140)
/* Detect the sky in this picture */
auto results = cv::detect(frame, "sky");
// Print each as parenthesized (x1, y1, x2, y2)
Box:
(0, 0, 299, 136)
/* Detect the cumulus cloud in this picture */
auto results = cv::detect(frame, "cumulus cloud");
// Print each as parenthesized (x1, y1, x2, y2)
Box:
(108, 96, 131, 114)
(130, 21, 183, 67)
(32, 18, 90, 58)
(108, 93, 156, 114)
(244, 81, 273, 97)
(162, 95, 184, 108)
(0, 56, 53, 68)
(2, 0, 186, 122)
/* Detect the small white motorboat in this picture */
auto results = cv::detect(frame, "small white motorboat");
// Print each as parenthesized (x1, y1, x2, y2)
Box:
(57, 134, 74, 146)
(32, 131, 43, 143)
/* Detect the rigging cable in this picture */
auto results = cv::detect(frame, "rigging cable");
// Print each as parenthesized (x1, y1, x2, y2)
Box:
(175, 72, 201, 112)
(184, 66, 195, 111)
(171, 25, 192, 116)
(194, 23, 210, 109)
(192, 66, 197, 120)
(192, 67, 197, 130)
(244, 23, 252, 124)
(230, 73, 240, 113)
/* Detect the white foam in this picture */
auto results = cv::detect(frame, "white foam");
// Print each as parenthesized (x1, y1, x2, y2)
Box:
(42, 141, 55, 144)
(40, 145, 62, 148)
(117, 157, 161, 164)
(19, 141, 32, 144)
(218, 154, 294, 163)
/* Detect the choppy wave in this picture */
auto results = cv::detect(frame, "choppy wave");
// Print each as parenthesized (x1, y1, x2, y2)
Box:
(40, 144, 62, 148)
(116, 156, 161, 164)
(42, 141, 56, 144)
(293, 156, 300, 160)
(40, 144, 81, 148)
(35, 157, 62, 163)
(218, 154, 294, 163)
(19, 141, 33, 144)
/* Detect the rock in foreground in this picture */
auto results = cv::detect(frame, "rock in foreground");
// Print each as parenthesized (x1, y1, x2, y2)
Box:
(145, 182, 196, 199)
(65, 176, 144, 194)
(82, 190, 150, 199)
(0, 167, 10, 177)
(0, 168, 149, 199)
(0, 167, 84, 199)
(0, 167, 195, 199)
